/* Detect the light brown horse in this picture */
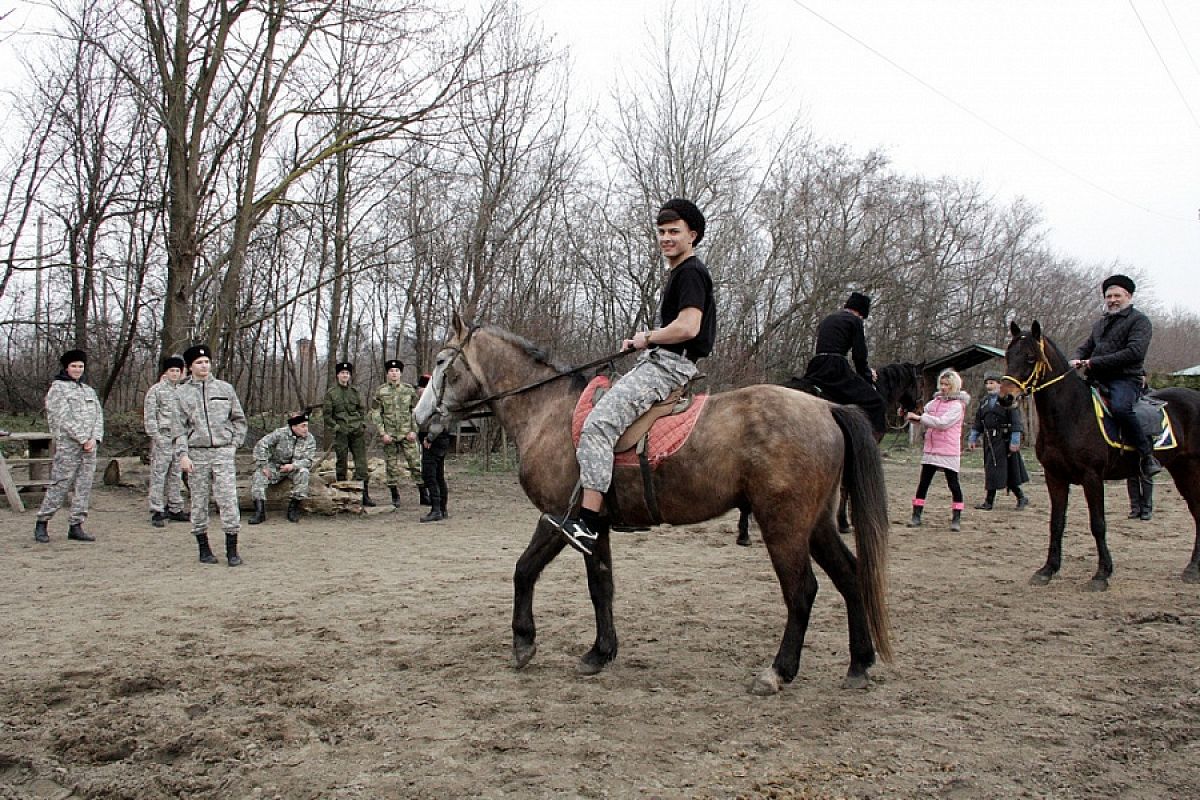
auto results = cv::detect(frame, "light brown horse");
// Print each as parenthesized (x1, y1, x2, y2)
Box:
(414, 318, 892, 693)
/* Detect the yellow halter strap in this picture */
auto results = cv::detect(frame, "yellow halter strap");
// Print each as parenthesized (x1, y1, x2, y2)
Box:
(1002, 338, 1070, 395)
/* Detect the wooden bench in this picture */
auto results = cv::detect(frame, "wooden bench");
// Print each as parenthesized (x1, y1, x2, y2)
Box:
(0, 432, 55, 512)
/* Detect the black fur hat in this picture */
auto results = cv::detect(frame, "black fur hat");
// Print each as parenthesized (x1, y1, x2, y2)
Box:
(288, 411, 309, 427)
(384, 359, 404, 371)
(1102, 274, 1135, 295)
(161, 355, 185, 373)
(844, 292, 871, 319)
(335, 361, 353, 374)
(183, 344, 211, 366)
(59, 349, 87, 368)
(656, 198, 706, 245)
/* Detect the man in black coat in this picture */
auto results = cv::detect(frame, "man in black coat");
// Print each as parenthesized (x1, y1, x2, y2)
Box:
(795, 292, 886, 435)
(1069, 274, 1160, 476)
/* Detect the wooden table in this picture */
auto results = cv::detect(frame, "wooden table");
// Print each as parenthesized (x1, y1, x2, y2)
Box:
(0, 432, 55, 512)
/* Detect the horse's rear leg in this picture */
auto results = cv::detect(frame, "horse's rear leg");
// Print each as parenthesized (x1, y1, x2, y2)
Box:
(512, 517, 568, 669)
(1081, 478, 1113, 591)
(752, 540, 818, 696)
(1032, 474, 1071, 585)
(736, 505, 751, 546)
(811, 522, 875, 689)
(836, 489, 851, 534)
(578, 519, 618, 674)
(1167, 461, 1200, 583)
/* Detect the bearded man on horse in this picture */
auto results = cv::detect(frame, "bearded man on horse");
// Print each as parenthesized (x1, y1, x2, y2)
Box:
(1067, 274, 1161, 478)
(547, 198, 716, 556)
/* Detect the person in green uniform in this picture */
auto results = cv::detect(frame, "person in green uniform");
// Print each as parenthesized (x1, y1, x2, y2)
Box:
(323, 361, 375, 507)
(368, 358, 425, 508)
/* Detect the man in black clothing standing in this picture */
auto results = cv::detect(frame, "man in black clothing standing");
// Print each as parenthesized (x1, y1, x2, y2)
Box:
(794, 292, 886, 435)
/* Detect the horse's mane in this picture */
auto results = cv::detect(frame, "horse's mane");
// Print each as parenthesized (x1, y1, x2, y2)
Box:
(876, 362, 918, 387)
(479, 325, 588, 390)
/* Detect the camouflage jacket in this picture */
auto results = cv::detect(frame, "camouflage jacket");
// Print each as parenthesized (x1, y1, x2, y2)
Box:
(45, 376, 104, 444)
(322, 383, 366, 433)
(143, 379, 180, 444)
(369, 381, 417, 437)
(253, 426, 317, 470)
(173, 376, 247, 452)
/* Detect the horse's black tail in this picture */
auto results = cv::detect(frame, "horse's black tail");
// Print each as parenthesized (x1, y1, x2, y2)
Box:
(831, 405, 893, 662)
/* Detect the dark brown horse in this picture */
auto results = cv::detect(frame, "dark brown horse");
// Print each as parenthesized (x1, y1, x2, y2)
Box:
(1003, 322, 1200, 588)
(414, 318, 893, 693)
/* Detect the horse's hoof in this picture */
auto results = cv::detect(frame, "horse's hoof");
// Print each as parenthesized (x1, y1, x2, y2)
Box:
(841, 671, 869, 690)
(749, 668, 781, 696)
(1086, 578, 1109, 593)
(512, 641, 537, 670)
(1182, 568, 1200, 585)
(576, 656, 606, 676)
(1029, 571, 1053, 587)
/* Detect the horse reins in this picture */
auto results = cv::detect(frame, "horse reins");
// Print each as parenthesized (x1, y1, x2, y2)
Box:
(1002, 337, 1071, 395)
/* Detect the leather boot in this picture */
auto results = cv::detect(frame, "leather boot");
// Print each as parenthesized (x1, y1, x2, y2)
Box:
(67, 523, 95, 542)
(286, 498, 301, 523)
(196, 533, 219, 564)
(419, 484, 431, 506)
(389, 485, 401, 508)
(439, 504, 448, 520)
(34, 519, 49, 543)
(166, 509, 191, 522)
(420, 507, 445, 523)
(950, 509, 962, 532)
(336, 469, 347, 482)
(906, 505, 923, 528)
(361, 483, 377, 508)
(248, 499, 266, 525)
(974, 492, 995, 511)
(1015, 494, 1029, 511)
(225, 533, 243, 567)
(151, 511, 167, 528)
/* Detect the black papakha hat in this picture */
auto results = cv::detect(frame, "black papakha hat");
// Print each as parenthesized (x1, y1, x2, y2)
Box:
(59, 349, 87, 368)
(844, 291, 871, 319)
(161, 355, 186, 373)
(335, 361, 353, 374)
(288, 412, 309, 427)
(1102, 274, 1135, 295)
(182, 344, 211, 366)
(417, 373, 432, 388)
(656, 198, 706, 245)
(384, 359, 404, 371)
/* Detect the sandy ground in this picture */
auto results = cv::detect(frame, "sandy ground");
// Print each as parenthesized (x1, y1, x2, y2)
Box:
(1, 455, 1198, 799)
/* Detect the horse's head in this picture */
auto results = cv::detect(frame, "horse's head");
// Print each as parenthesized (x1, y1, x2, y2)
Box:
(1001, 320, 1066, 405)
(896, 362, 923, 414)
(413, 313, 485, 429)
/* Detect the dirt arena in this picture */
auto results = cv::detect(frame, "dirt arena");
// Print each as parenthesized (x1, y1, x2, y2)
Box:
(2, 455, 1198, 799)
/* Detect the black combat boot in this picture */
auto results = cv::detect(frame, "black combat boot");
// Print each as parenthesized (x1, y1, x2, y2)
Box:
(1015, 491, 1029, 510)
(906, 504, 923, 528)
(336, 469, 347, 482)
(67, 523, 95, 542)
(33, 519, 49, 543)
(225, 533, 243, 567)
(419, 484, 431, 506)
(974, 491, 995, 511)
(950, 509, 962, 532)
(286, 498, 301, 523)
(166, 509, 191, 522)
(151, 511, 167, 528)
(248, 499, 266, 525)
(196, 533, 219, 564)
(361, 483, 377, 508)
(389, 485, 400, 508)
(420, 507, 444, 523)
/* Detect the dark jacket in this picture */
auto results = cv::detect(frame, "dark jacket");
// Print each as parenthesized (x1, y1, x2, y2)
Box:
(1073, 305, 1152, 381)
(812, 310, 871, 380)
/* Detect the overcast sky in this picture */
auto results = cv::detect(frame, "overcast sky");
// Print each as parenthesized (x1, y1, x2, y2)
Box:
(537, 0, 1200, 317)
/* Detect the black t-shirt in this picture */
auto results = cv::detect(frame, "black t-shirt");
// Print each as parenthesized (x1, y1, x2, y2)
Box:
(658, 255, 716, 360)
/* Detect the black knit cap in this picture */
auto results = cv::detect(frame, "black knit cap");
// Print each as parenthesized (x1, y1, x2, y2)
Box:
(384, 359, 404, 371)
(844, 291, 871, 319)
(161, 355, 185, 373)
(335, 361, 353, 374)
(1102, 274, 1136, 295)
(59, 349, 87, 368)
(182, 344, 211, 366)
(288, 412, 309, 427)
(656, 198, 705, 245)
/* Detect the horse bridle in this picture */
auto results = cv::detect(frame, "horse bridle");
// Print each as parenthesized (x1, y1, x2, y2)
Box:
(1002, 336, 1071, 395)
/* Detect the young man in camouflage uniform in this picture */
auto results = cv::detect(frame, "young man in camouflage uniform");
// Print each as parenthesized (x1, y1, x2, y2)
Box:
(248, 412, 317, 524)
(175, 344, 248, 566)
(322, 361, 375, 507)
(546, 198, 716, 556)
(369, 358, 425, 508)
(144, 355, 189, 528)
(34, 349, 105, 544)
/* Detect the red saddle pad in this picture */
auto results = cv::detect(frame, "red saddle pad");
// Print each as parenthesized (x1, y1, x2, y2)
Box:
(572, 376, 708, 468)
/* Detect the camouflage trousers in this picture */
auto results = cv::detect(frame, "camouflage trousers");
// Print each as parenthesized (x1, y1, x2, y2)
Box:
(578, 348, 698, 493)
(37, 438, 97, 524)
(382, 438, 422, 487)
(148, 437, 185, 513)
(250, 463, 311, 500)
(188, 445, 240, 535)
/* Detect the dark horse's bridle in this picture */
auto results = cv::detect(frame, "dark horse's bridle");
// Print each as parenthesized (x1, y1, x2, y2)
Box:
(1002, 336, 1071, 396)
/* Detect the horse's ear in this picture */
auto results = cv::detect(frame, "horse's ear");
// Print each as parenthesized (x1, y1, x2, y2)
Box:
(1009, 321, 1022, 338)
(1031, 320, 1042, 341)
(452, 311, 470, 338)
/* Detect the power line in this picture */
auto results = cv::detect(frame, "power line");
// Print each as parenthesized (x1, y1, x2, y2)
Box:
(1159, 0, 1200, 78)
(786, 0, 1192, 223)
(1129, 0, 1200, 131)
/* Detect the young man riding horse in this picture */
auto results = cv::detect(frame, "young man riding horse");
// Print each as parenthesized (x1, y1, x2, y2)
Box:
(548, 198, 716, 555)
(1067, 274, 1161, 477)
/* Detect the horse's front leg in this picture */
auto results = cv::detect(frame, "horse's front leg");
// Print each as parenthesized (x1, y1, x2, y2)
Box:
(512, 517, 568, 669)
(1081, 478, 1112, 591)
(578, 519, 618, 675)
(1032, 473, 1071, 585)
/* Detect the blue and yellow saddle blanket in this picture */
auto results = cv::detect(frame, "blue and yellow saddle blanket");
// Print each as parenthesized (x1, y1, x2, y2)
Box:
(1091, 389, 1177, 452)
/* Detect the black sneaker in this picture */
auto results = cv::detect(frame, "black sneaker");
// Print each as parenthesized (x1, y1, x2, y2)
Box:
(542, 513, 598, 556)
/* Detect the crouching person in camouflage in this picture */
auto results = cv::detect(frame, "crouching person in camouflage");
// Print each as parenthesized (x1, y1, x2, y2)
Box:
(34, 348, 104, 544)
(248, 412, 317, 525)
(369, 359, 425, 507)
(175, 344, 248, 566)
(144, 355, 189, 528)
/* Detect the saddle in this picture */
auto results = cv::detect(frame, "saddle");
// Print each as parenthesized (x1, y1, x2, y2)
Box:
(1090, 388, 1177, 452)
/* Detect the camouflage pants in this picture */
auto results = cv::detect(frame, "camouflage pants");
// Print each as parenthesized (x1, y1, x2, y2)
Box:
(148, 437, 185, 513)
(333, 429, 368, 480)
(250, 463, 311, 500)
(382, 438, 422, 487)
(578, 348, 698, 493)
(188, 446, 240, 535)
(37, 438, 97, 524)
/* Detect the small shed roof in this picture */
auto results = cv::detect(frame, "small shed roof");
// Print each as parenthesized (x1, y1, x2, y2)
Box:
(923, 344, 1006, 376)
(1171, 364, 1200, 376)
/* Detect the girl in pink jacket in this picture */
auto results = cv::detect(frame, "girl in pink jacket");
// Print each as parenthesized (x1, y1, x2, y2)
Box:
(905, 369, 970, 531)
